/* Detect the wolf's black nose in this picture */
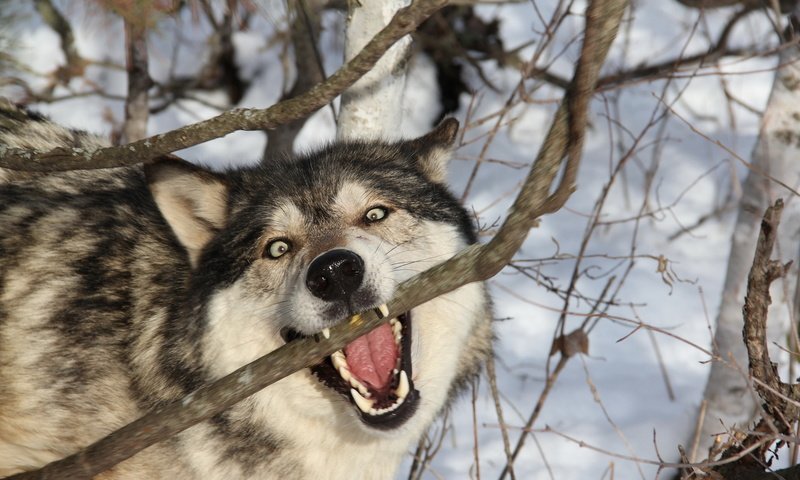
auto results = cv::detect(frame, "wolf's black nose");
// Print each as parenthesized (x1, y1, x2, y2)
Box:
(306, 249, 365, 301)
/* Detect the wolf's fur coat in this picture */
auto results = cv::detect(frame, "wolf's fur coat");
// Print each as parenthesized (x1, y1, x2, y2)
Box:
(0, 102, 492, 479)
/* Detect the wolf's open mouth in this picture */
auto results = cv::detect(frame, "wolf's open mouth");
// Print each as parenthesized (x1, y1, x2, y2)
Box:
(281, 311, 419, 429)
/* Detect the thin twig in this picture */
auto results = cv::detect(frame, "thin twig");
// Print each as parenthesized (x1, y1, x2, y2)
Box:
(486, 356, 516, 480)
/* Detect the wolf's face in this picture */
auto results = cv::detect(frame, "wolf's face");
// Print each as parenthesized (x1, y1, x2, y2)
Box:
(145, 120, 489, 436)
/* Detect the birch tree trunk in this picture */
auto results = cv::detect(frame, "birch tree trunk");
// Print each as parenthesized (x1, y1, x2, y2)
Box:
(337, 0, 412, 140)
(689, 12, 800, 460)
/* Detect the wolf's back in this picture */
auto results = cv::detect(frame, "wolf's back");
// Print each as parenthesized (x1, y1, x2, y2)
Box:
(0, 99, 110, 183)
(0, 99, 108, 151)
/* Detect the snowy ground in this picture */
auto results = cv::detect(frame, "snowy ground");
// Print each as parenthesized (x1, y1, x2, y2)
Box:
(1, 1, 785, 478)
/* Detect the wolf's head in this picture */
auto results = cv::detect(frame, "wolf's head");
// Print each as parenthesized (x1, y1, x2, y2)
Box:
(145, 119, 491, 437)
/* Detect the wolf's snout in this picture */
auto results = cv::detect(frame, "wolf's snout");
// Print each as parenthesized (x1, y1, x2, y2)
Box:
(306, 249, 365, 301)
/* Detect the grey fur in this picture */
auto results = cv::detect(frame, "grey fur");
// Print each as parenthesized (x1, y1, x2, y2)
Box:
(0, 101, 492, 479)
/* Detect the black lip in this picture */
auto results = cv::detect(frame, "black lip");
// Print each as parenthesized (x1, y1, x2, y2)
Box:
(281, 312, 420, 430)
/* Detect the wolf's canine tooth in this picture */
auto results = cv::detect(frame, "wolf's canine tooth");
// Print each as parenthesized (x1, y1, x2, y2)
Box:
(351, 388, 374, 412)
(396, 370, 410, 399)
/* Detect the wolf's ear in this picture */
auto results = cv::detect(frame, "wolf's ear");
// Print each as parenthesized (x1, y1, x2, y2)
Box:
(145, 157, 229, 267)
(404, 118, 459, 183)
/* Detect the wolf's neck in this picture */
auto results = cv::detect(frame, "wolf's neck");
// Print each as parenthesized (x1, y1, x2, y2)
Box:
(250, 381, 414, 479)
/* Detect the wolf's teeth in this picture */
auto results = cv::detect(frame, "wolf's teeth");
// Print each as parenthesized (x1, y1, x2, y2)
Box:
(367, 396, 405, 416)
(375, 304, 389, 319)
(351, 388, 374, 412)
(396, 370, 410, 399)
(332, 351, 356, 383)
(342, 372, 370, 398)
(356, 382, 370, 398)
(321, 328, 330, 339)
(332, 351, 371, 398)
(391, 319, 402, 344)
(331, 350, 347, 369)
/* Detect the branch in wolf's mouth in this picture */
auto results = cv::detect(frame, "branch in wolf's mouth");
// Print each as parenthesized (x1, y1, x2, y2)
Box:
(0, 0, 447, 172)
(3, 1, 629, 479)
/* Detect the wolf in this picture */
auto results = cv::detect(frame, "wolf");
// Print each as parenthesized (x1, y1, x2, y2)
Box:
(0, 100, 492, 479)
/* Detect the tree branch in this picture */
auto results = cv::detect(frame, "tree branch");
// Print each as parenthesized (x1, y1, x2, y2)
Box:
(0, 0, 448, 172)
(742, 199, 794, 420)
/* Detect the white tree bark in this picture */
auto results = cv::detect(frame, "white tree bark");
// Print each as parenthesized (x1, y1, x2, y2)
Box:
(337, 0, 412, 140)
(689, 20, 800, 461)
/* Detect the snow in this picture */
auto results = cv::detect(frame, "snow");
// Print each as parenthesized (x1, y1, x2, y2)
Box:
(1, 1, 786, 478)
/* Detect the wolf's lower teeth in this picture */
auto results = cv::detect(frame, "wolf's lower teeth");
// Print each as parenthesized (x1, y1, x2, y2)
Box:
(372, 396, 405, 415)
(346, 369, 410, 416)
(360, 394, 406, 416)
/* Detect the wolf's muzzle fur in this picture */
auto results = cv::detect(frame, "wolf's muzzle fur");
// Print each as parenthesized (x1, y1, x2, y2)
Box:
(0, 100, 493, 479)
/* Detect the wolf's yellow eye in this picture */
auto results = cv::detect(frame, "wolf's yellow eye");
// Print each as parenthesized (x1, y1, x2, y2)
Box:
(266, 239, 291, 259)
(364, 206, 388, 223)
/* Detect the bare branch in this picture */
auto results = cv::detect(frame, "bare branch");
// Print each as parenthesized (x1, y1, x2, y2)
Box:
(742, 200, 794, 419)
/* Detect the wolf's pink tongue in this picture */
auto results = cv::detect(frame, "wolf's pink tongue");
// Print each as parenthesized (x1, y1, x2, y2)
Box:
(344, 323, 398, 391)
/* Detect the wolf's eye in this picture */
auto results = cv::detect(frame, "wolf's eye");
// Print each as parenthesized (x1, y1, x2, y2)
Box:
(265, 239, 291, 259)
(364, 206, 388, 223)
